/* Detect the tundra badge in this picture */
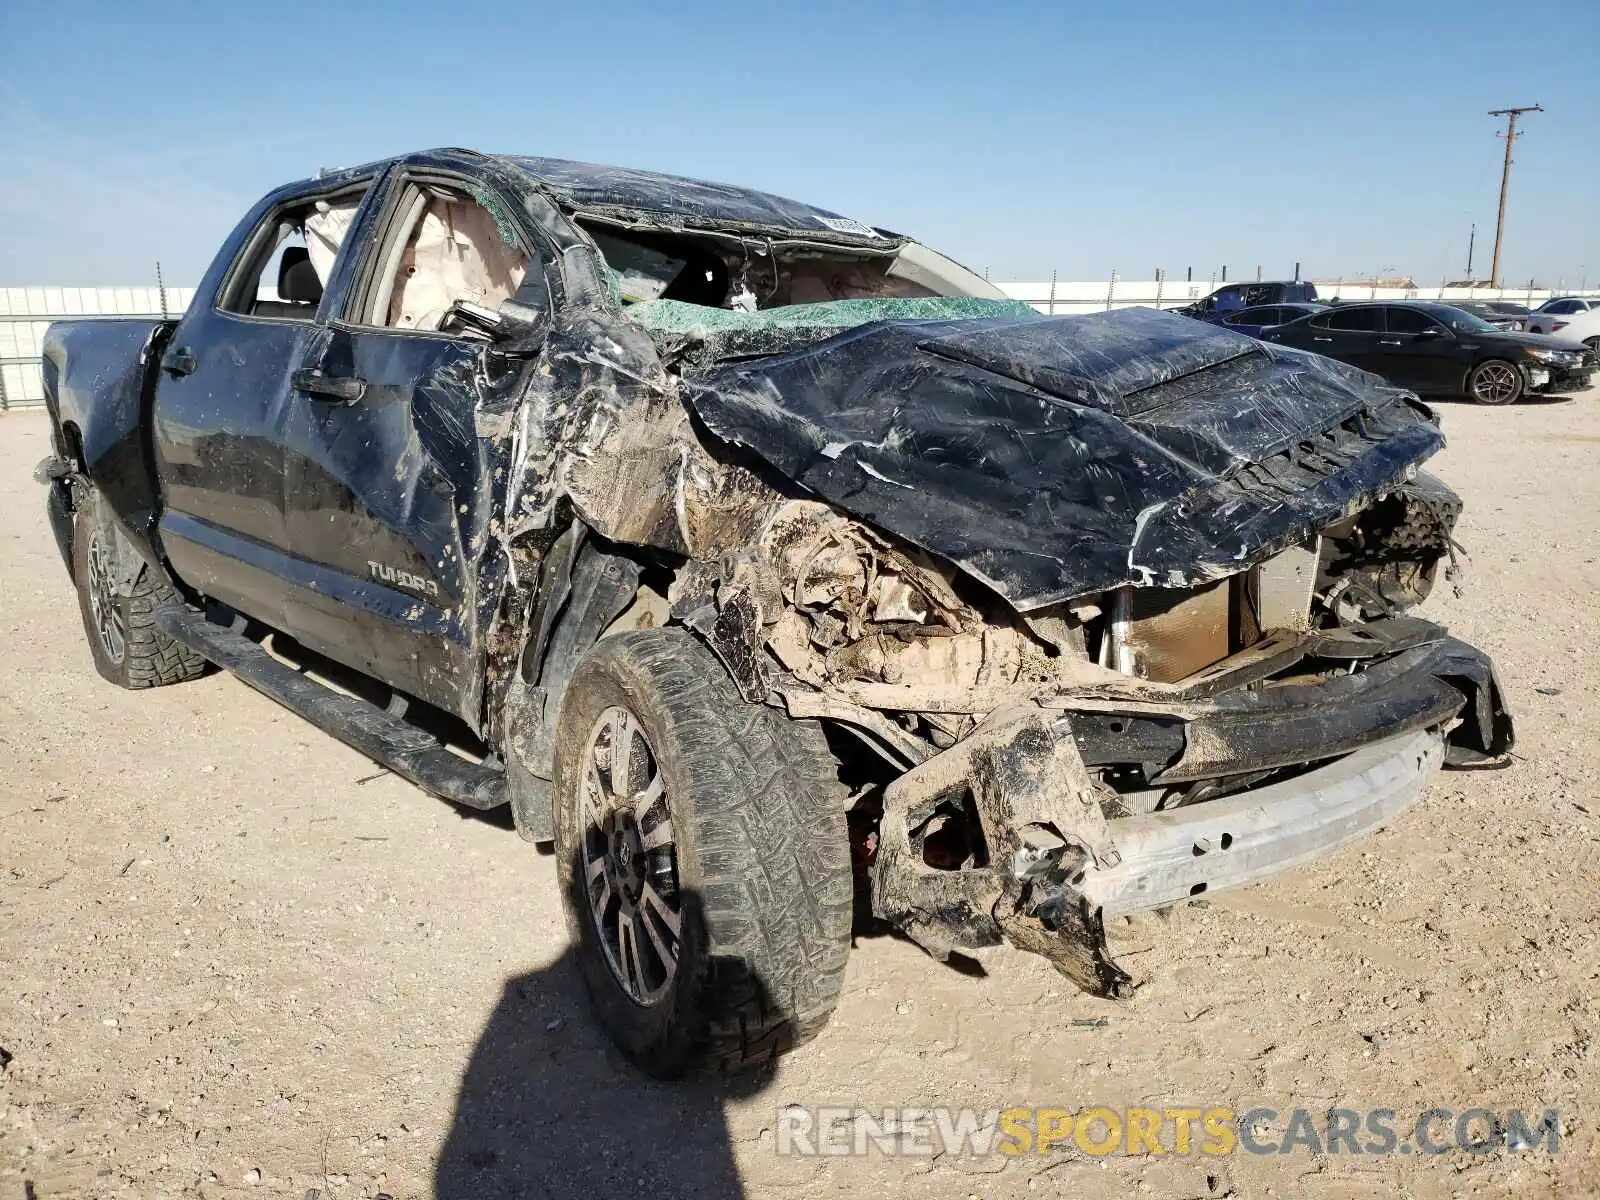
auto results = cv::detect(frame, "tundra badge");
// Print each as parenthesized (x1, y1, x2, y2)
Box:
(368, 560, 439, 598)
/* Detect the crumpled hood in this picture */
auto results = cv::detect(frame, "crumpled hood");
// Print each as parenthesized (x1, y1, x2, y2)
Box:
(683, 307, 1444, 610)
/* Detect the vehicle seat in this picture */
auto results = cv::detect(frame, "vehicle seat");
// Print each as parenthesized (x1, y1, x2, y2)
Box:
(252, 246, 323, 319)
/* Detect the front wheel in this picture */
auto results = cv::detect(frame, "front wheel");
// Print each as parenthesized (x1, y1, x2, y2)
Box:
(1466, 358, 1524, 405)
(551, 629, 852, 1077)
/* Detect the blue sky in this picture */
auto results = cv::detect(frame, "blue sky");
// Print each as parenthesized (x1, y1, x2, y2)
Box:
(2, 0, 1596, 287)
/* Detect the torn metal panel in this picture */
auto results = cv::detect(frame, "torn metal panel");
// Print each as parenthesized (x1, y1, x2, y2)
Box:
(865, 622, 1508, 989)
(509, 156, 897, 239)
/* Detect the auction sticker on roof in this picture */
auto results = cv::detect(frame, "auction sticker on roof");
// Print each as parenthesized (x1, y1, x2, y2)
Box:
(816, 216, 884, 238)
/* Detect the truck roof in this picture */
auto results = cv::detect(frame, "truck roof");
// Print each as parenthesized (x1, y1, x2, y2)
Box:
(505, 154, 892, 239)
(299, 148, 900, 243)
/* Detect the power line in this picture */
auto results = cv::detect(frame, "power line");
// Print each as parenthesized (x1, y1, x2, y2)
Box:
(1487, 104, 1542, 287)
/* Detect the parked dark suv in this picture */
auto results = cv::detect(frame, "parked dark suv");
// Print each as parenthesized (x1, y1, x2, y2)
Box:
(1178, 280, 1319, 321)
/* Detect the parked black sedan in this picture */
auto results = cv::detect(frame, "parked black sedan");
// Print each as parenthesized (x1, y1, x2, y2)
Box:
(1263, 301, 1593, 404)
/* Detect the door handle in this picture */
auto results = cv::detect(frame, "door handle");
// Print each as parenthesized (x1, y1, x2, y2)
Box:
(163, 347, 196, 377)
(291, 368, 366, 405)
(1379, 338, 1402, 345)
(1313, 336, 1333, 343)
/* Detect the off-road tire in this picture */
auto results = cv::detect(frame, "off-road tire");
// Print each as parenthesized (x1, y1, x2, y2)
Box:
(1466, 358, 1524, 405)
(552, 628, 852, 1077)
(71, 496, 206, 689)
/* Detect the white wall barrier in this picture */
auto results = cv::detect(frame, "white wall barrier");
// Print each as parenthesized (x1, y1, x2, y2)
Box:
(0, 280, 1590, 409)
(1, 287, 196, 408)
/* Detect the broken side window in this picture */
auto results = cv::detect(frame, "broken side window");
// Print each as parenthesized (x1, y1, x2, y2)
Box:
(217, 183, 370, 322)
(577, 219, 1002, 312)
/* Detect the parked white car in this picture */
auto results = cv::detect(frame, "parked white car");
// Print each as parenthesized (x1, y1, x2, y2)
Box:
(1535, 307, 1600, 360)
(1527, 296, 1600, 335)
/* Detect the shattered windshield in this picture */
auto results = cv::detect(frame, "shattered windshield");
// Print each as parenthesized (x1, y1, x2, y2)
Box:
(579, 219, 1006, 313)
(587, 229, 690, 304)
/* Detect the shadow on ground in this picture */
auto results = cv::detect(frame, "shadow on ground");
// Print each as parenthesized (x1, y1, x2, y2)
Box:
(436, 948, 766, 1200)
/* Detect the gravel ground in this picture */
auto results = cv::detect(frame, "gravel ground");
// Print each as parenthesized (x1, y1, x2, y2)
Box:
(2, 391, 1598, 1200)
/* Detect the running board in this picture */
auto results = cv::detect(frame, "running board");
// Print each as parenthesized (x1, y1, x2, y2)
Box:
(155, 606, 506, 811)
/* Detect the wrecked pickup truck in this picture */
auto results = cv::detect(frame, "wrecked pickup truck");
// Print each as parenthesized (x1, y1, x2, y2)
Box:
(37, 148, 1512, 1077)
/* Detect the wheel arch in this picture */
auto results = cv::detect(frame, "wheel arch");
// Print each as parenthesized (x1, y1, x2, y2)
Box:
(500, 522, 666, 840)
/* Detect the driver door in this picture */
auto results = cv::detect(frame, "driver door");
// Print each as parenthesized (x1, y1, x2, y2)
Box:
(278, 170, 542, 721)
(152, 175, 376, 631)
(1314, 306, 1386, 373)
(1377, 306, 1458, 393)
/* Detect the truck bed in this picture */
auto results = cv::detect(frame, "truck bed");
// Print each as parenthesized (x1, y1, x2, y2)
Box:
(42, 317, 175, 555)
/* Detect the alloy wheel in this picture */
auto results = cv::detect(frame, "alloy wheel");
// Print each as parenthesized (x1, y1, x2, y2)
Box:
(85, 528, 126, 664)
(580, 705, 683, 1006)
(1471, 362, 1520, 404)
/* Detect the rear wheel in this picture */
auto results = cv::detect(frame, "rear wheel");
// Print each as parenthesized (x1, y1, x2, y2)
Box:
(1466, 358, 1523, 405)
(552, 628, 852, 1077)
(71, 492, 206, 689)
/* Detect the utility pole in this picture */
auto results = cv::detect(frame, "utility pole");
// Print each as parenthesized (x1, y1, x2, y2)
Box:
(1465, 223, 1475, 280)
(1487, 104, 1542, 287)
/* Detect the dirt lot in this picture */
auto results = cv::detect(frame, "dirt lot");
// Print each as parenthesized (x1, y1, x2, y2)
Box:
(2, 392, 1598, 1199)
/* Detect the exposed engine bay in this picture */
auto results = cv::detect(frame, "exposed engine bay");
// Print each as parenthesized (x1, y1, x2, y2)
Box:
(619, 442, 1507, 996)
